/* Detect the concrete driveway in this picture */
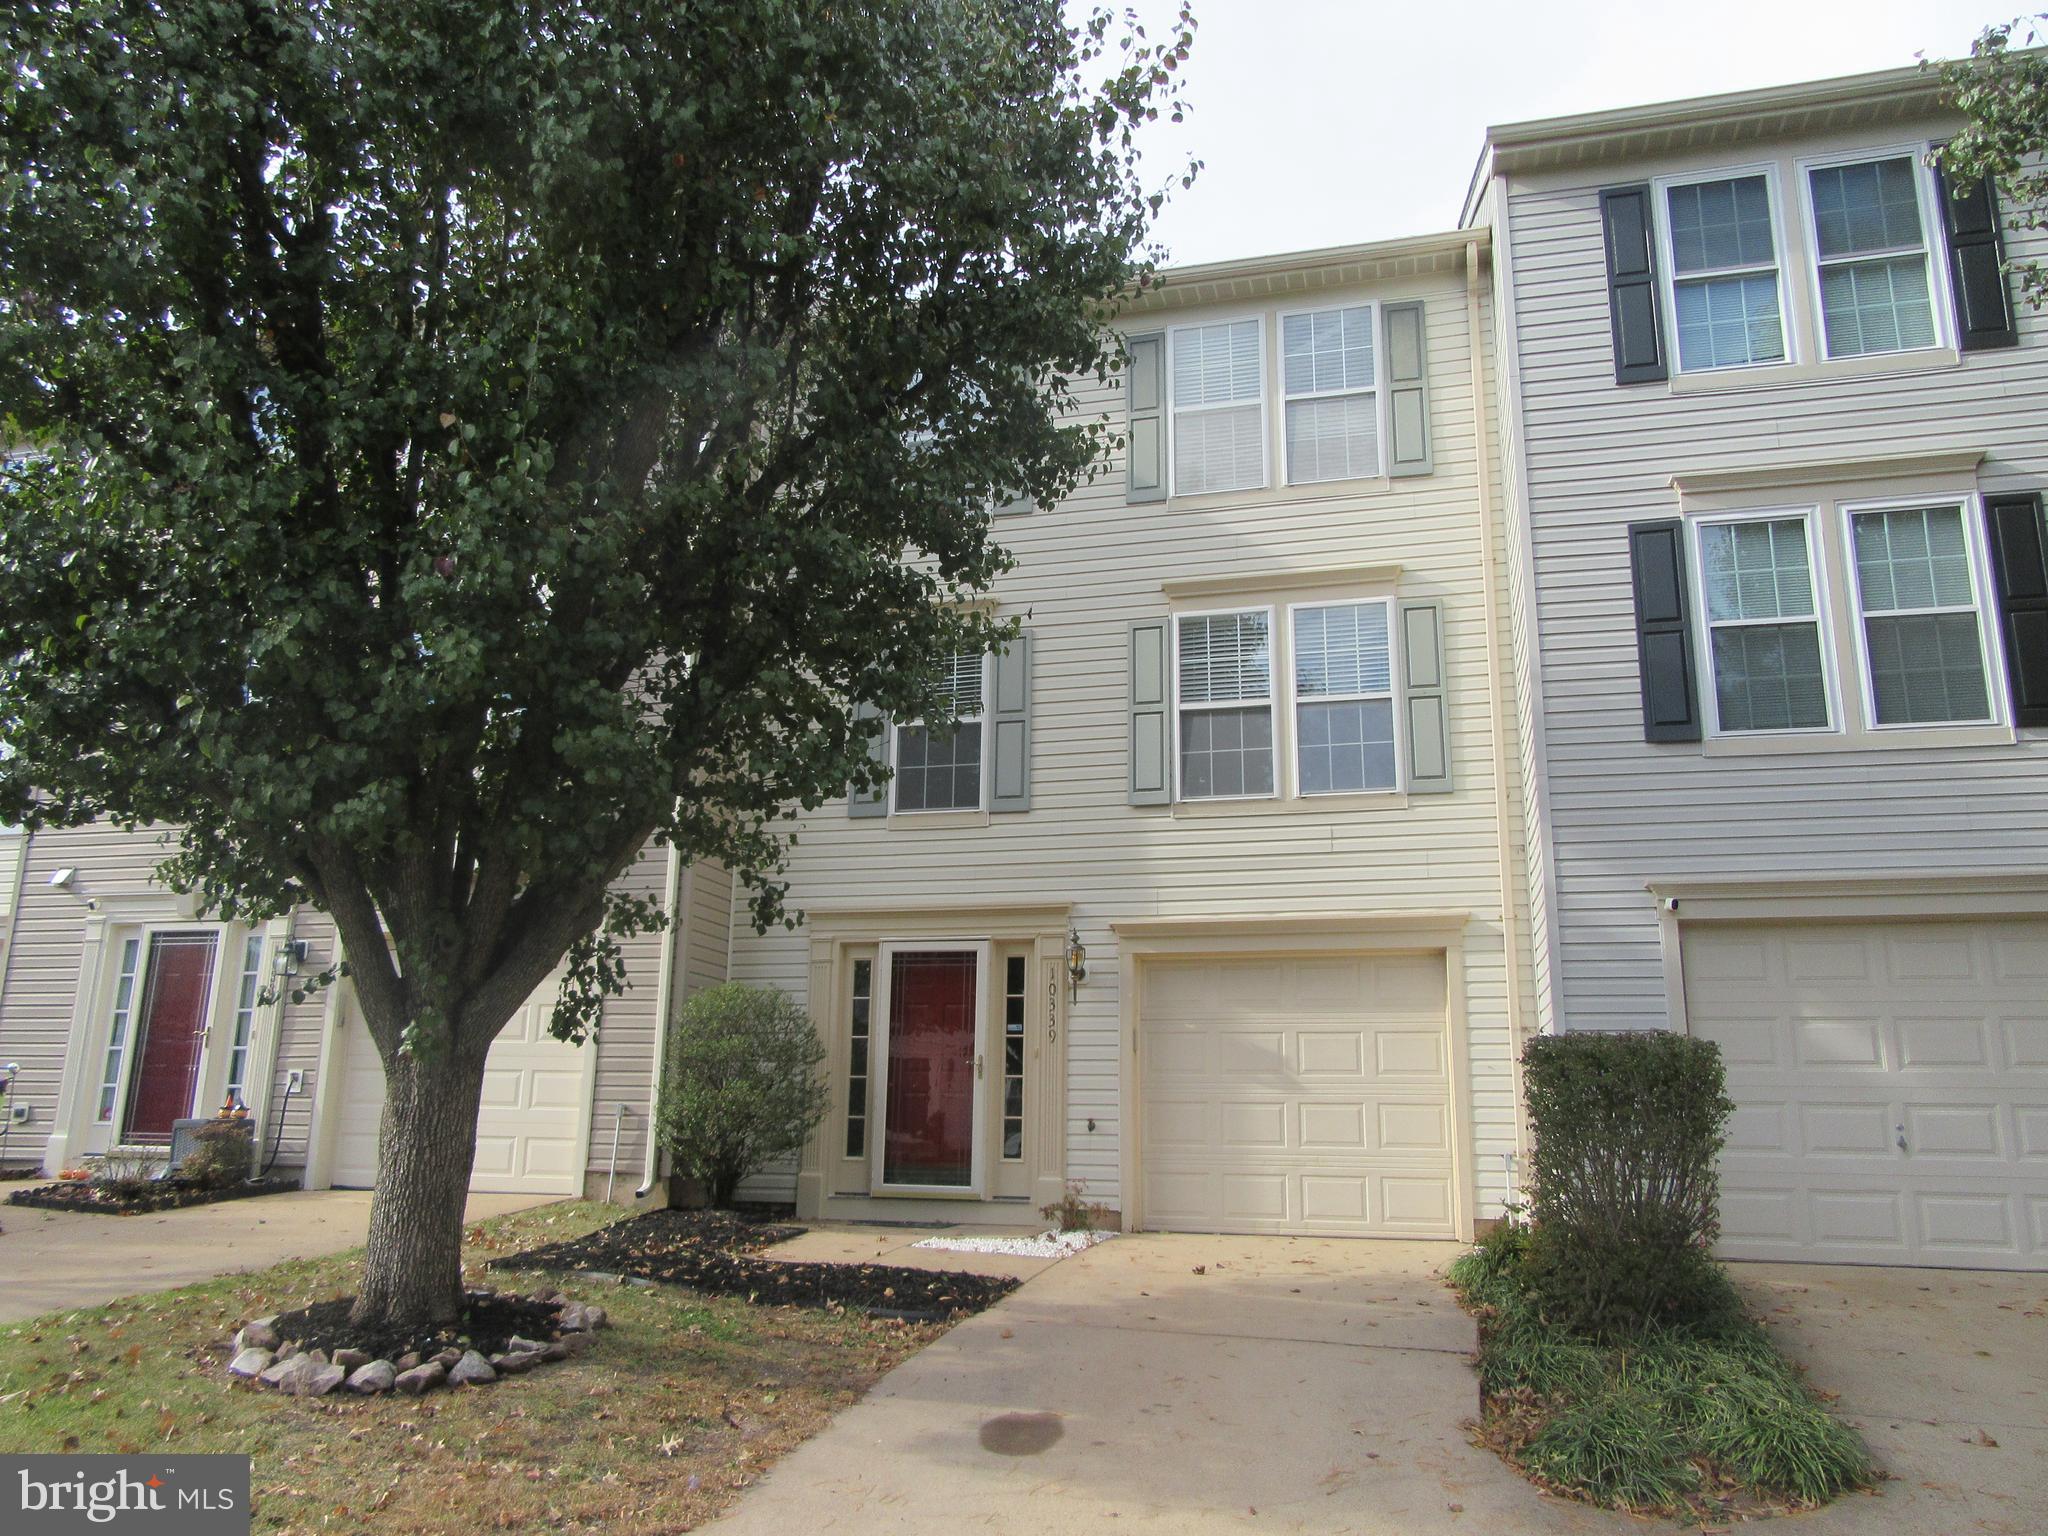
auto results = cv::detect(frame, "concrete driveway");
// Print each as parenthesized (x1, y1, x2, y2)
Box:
(1736, 1262, 2048, 1536)
(709, 1232, 1605, 1536)
(0, 1188, 548, 1321)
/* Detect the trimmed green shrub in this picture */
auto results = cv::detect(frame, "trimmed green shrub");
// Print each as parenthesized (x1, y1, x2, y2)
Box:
(182, 1116, 255, 1189)
(1522, 1031, 1735, 1337)
(657, 983, 828, 1208)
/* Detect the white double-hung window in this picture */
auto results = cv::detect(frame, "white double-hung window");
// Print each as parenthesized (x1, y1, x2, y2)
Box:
(1281, 305, 1379, 483)
(1805, 154, 1939, 358)
(892, 650, 986, 812)
(1174, 609, 1275, 799)
(1695, 514, 1832, 733)
(1847, 503, 1995, 726)
(1662, 172, 1787, 371)
(1291, 600, 1397, 793)
(1168, 319, 1266, 496)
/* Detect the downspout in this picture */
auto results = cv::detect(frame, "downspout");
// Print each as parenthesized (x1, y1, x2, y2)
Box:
(634, 837, 688, 1199)
(1466, 234, 1532, 1205)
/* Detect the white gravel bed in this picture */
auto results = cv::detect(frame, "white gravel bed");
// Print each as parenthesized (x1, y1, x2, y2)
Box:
(909, 1229, 1115, 1259)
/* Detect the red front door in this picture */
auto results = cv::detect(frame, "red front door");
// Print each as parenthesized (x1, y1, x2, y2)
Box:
(881, 951, 978, 1188)
(121, 933, 219, 1143)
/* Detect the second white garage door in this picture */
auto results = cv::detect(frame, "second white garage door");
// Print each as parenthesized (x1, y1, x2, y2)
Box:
(1687, 919, 2048, 1270)
(1138, 953, 1456, 1236)
(329, 975, 596, 1196)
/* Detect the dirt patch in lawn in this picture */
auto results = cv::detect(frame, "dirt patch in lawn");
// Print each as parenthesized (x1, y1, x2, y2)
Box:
(266, 1290, 566, 1363)
(0, 1200, 953, 1534)
(492, 1207, 1019, 1319)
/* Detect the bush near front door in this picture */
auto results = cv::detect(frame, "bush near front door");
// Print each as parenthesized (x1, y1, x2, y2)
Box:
(657, 983, 828, 1208)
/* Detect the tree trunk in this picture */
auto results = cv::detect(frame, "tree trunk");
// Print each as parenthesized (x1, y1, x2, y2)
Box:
(349, 1043, 491, 1330)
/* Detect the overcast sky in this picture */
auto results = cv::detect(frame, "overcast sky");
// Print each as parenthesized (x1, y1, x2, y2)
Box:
(1113, 0, 1994, 267)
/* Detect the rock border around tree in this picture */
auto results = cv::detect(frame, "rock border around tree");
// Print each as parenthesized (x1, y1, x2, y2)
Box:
(221, 1287, 610, 1400)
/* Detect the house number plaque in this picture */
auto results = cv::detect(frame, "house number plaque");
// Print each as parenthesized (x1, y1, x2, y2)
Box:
(1043, 959, 1059, 1046)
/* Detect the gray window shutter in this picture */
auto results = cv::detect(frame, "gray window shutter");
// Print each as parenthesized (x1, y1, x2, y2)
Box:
(1128, 618, 1171, 804)
(1399, 601, 1452, 794)
(1383, 301, 1433, 477)
(1627, 520, 1702, 742)
(848, 701, 888, 818)
(990, 632, 1033, 812)
(1126, 332, 1166, 504)
(1599, 185, 1668, 384)
(1934, 168, 2018, 352)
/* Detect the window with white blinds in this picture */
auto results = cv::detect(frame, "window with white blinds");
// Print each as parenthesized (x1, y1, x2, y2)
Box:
(1292, 601, 1397, 793)
(1849, 504, 1993, 726)
(1662, 174, 1786, 371)
(1169, 320, 1266, 496)
(1806, 155, 1938, 358)
(1175, 609, 1275, 798)
(1281, 305, 1379, 483)
(1696, 515, 1833, 733)
(893, 650, 986, 812)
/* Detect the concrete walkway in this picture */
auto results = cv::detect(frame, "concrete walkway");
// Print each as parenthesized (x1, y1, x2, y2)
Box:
(1736, 1261, 2048, 1536)
(0, 1188, 547, 1321)
(708, 1232, 1606, 1535)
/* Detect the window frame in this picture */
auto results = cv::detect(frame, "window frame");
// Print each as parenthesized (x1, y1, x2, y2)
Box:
(1795, 144, 1952, 362)
(1284, 596, 1405, 797)
(1651, 162, 1796, 375)
(1839, 493, 2006, 733)
(1687, 506, 1843, 739)
(1170, 603, 1280, 803)
(888, 651, 990, 816)
(1275, 300, 1386, 487)
(1165, 313, 1270, 499)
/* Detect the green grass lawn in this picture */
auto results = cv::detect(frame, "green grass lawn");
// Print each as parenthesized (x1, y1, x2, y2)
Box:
(0, 1201, 947, 1534)
(1448, 1227, 1878, 1519)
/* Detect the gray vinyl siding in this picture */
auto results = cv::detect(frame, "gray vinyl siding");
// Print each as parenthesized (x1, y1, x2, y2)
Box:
(684, 859, 733, 998)
(1497, 114, 2048, 1029)
(727, 266, 1532, 1217)
(584, 840, 674, 1189)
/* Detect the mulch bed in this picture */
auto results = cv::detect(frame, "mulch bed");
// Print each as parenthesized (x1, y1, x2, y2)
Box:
(266, 1291, 566, 1365)
(7, 1176, 299, 1215)
(491, 1207, 1019, 1321)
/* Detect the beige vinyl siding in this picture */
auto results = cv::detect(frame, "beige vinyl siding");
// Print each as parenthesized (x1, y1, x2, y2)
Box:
(0, 820, 179, 1161)
(583, 840, 673, 1189)
(1499, 114, 2048, 1029)
(684, 858, 733, 997)
(727, 266, 1533, 1215)
(260, 908, 334, 1170)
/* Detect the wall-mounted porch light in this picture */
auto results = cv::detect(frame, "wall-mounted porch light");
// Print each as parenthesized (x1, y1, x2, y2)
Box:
(272, 937, 310, 978)
(1066, 927, 1087, 1003)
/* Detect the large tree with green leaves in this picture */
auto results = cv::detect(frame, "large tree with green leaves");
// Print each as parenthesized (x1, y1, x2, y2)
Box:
(0, 0, 1191, 1328)
(1939, 17, 2048, 307)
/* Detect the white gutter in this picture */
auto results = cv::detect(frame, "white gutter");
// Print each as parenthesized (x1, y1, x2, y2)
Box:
(1466, 237, 1531, 1184)
(634, 837, 688, 1200)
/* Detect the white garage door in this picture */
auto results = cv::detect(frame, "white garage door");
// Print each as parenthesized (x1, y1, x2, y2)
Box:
(330, 977, 596, 1196)
(1138, 953, 1456, 1237)
(1686, 919, 2048, 1270)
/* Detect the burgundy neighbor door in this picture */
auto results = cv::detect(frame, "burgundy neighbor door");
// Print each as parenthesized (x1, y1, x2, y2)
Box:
(121, 933, 219, 1143)
(881, 951, 978, 1188)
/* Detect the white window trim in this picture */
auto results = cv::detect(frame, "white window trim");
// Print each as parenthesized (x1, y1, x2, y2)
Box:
(1170, 603, 1279, 803)
(1165, 313, 1270, 499)
(1276, 300, 1386, 486)
(1651, 162, 1796, 374)
(1839, 493, 2007, 733)
(868, 939, 992, 1198)
(889, 653, 990, 815)
(1688, 506, 1844, 739)
(1794, 142, 1954, 363)
(1284, 596, 1405, 797)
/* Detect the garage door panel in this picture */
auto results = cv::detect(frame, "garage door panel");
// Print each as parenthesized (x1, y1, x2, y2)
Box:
(1687, 918, 2046, 1270)
(327, 975, 590, 1197)
(1139, 954, 1455, 1238)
